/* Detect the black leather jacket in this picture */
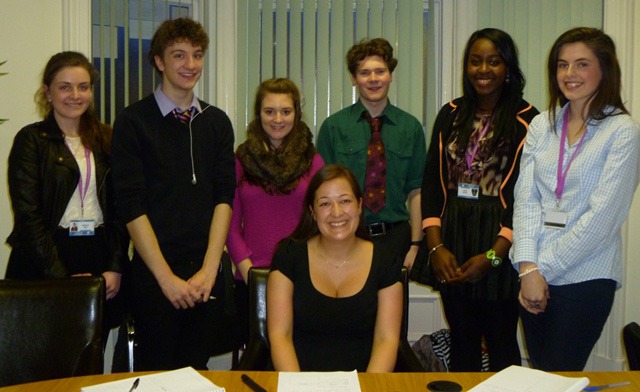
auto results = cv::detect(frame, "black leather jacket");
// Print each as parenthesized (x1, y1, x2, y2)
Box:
(5, 114, 128, 278)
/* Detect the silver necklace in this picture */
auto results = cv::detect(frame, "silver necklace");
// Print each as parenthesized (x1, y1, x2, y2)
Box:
(316, 241, 355, 269)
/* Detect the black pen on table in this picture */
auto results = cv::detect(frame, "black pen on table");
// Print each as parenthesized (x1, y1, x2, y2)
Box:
(241, 373, 267, 392)
(128, 377, 140, 392)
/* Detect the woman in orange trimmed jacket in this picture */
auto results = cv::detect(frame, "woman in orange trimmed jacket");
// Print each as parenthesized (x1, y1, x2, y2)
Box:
(420, 28, 538, 371)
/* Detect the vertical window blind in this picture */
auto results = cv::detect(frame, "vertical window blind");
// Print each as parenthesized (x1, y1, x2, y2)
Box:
(235, 0, 427, 143)
(474, 0, 603, 111)
(91, 1, 603, 142)
(92, 0, 426, 140)
(427, 0, 602, 130)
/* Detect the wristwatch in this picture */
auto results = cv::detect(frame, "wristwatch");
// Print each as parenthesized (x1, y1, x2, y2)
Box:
(486, 249, 502, 267)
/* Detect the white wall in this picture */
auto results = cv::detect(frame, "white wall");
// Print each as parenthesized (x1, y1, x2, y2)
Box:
(0, 0, 66, 277)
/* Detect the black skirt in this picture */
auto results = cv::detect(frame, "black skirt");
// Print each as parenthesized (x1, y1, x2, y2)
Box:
(54, 226, 109, 275)
(54, 226, 127, 330)
(434, 193, 518, 301)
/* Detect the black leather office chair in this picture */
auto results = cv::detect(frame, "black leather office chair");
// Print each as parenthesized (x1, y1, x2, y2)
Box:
(0, 277, 105, 387)
(237, 267, 424, 371)
(236, 267, 271, 370)
(623, 322, 640, 370)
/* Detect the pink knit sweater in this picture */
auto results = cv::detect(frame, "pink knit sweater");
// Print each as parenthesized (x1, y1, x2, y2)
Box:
(226, 154, 324, 279)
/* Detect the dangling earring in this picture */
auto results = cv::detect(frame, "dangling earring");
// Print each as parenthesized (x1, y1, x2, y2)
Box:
(505, 71, 510, 84)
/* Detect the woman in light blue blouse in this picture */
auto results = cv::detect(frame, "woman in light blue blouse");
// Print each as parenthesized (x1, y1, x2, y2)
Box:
(512, 27, 640, 371)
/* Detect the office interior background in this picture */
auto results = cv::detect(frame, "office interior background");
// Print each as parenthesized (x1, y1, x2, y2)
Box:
(0, 0, 639, 371)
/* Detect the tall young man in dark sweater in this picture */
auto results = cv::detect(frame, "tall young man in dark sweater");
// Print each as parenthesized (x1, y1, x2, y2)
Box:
(111, 18, 235, 370)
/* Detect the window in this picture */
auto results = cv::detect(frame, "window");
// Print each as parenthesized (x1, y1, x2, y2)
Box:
(91, 0, 428, 142)
(91, 0, 194, 123)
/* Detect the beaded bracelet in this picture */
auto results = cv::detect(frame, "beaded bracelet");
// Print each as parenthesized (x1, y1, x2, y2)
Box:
(518, 267, 539, 278)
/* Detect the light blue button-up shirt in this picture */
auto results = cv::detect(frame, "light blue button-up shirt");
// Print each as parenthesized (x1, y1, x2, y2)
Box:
(512, 104, 640, 287)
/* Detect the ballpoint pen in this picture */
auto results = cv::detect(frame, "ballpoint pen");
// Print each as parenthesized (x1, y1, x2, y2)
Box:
(241, 373, 267, 392)
(583, 381, 631, 391)
(128, 377, 140, 392)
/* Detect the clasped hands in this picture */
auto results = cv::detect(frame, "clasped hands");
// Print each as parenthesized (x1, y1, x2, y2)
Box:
(159, 268, 218, 310)
(430, 246, 492, 285)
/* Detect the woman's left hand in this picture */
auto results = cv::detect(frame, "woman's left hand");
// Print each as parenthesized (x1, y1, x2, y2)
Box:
(519, 270, 549, 314)
(453, 253, 492, 283)
(102, 271, 122, 300)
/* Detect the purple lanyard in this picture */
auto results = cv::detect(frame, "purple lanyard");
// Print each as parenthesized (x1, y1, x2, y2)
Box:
(556, 113, 587, 202)
(465, 115, 493, 171)
(65, 142, 92, 216)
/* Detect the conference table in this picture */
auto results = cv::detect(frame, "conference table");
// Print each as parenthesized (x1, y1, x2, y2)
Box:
(1, 370, 639, 391)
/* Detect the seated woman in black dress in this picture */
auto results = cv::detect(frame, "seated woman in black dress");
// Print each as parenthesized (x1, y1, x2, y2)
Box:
(267, 164, 402, 372)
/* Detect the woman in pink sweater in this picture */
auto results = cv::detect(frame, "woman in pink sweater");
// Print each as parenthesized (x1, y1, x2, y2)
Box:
(227, 78, 324, 347)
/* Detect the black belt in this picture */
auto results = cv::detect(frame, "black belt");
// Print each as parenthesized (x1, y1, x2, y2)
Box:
(365, 221, 405, 237)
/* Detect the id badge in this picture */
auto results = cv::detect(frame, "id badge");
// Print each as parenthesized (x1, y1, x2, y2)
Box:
(69, 220, 95, 236)
(544, 208, 567, 229)
(458, 183, 479, 200)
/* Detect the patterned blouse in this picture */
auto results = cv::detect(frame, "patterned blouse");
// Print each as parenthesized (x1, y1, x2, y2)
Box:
(445, 113, 512, 197)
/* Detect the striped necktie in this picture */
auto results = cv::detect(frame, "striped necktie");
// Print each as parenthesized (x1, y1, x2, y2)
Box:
(173, 108, 192, 124)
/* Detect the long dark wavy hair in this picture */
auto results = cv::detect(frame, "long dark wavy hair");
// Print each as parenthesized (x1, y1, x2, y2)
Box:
(286, 164, 369, 243)
(455, 28, 525, 148)
(251, 78, 303, 148)
(547, 27, 627, 128)
(35, 51, 111, 154)
(236, 78, 316, 194)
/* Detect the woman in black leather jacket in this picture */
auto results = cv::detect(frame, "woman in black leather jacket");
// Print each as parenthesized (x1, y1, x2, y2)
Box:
(5, 52, 129, 332)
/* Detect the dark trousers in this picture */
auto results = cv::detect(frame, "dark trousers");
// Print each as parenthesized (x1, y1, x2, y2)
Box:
(234, 279, 250, 347)
(441, 293, 521, 371)
(520, 279, 616, 371)
(368, 221, 411, 270)
(132, 259, 227, 370)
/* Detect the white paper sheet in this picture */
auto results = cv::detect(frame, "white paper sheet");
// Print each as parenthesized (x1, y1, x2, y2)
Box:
(277, 370, 362, 392)
(468, 365, 589, 392)
(81, 367, 225, 392)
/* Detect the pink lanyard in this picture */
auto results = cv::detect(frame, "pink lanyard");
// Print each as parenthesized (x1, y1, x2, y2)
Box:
(556, 113, 587, 203)
(465, 115, 493, 171)
(65, 142, 92, 216)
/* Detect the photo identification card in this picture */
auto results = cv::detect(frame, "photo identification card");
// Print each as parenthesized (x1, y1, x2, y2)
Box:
(544, 208, 567, 229)
(69, 220, 96, 236)
(457, 183, 479, 200)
